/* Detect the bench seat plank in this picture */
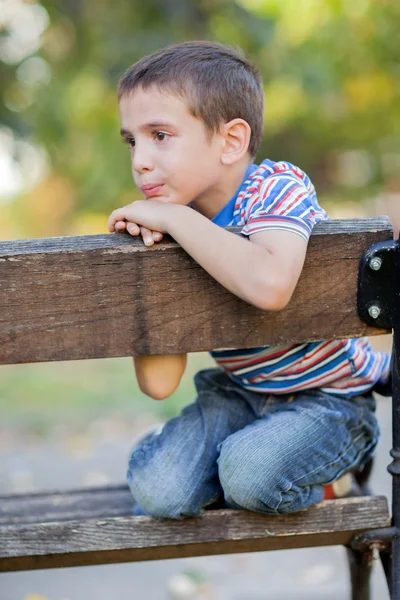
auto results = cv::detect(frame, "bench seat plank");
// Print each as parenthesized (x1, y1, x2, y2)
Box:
(0, 218, 392, 364)
(0, 484, 133, 525)
(0, 485, 390, 572)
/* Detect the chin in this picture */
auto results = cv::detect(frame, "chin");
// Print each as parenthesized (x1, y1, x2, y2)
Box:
(159, 196, 184, 205)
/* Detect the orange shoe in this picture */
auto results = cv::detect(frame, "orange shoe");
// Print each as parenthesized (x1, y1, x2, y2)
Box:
(323, 473, 356, 500)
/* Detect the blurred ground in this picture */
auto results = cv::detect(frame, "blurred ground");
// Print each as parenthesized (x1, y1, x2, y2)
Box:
(0, 338, 394, 600)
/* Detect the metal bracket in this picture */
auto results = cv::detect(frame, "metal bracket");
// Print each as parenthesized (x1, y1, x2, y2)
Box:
(358, 237, 400, 599)
(349, 526, 398, 553)
(358, 239, 400, 330)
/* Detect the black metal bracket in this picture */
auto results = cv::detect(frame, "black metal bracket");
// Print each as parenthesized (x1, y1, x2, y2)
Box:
(358, 237, 400, 599)
(349, 526, 399, 553)
(358, 239, 400, 330)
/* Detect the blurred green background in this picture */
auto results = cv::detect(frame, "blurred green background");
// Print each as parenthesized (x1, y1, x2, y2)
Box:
(0, 0, 399, 439)
(2, 0, 400, 239)
(1, 5, 397, 599)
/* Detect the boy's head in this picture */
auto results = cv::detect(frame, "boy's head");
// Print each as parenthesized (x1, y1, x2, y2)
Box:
(118, 41, 264, 213)
(118, 41, 264, 159)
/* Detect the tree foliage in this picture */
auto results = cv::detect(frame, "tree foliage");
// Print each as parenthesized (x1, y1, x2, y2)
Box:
(1, 0, 399, 238)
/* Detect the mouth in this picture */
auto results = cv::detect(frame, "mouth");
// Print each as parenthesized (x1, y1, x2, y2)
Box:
(140, 184, 164, 198)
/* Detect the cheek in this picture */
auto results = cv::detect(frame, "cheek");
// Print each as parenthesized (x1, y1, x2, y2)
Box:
(162, 138, 216, 191)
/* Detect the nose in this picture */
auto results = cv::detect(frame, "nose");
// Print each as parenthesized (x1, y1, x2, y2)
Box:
(131, 143, 154, 175)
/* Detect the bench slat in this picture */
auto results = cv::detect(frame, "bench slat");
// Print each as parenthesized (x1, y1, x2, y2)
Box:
(0, 484, 133, 525)
(0, 218, 392, 364)
(0, 493, 390, 572)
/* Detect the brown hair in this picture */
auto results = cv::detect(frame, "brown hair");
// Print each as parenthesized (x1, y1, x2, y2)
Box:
(118, 41, 264, 158)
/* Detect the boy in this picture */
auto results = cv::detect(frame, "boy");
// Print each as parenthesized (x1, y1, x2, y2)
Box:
(108, 41, 390, 519)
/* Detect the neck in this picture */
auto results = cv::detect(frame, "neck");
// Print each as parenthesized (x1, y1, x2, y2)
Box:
(192, 159, 252, 220)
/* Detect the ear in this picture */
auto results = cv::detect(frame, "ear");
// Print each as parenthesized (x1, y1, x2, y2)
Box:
(220, 119, 251, 165)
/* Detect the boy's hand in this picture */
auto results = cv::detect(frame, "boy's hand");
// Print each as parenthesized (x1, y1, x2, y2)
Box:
(114, 219, 163, 246)
(108, 200, 177, 246)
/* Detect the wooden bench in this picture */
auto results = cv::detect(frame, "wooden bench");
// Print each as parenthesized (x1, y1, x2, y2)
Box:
(0, 218, 399, 599)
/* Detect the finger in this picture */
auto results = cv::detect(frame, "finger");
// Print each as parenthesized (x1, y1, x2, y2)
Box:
(114, 220, 127, 232)
(108, 207, 130, 232)
(126, 222, 140, 236)
(108, 211, 121, 232)
(152, 231, 163, 242)
(140, 226, 154, 246)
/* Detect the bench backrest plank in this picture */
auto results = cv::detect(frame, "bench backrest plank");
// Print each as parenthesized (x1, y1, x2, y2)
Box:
(0, 218, 392, 365)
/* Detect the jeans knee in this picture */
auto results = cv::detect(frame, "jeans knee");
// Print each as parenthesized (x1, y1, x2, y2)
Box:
(217, 441, 265, 512)
(127, 451, 200, 519)
(219, 466, 303, 514)
(127, 464, 188, 519)
(218, 440, 307, 514)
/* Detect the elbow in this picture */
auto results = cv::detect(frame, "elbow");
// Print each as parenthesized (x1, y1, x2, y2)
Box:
(138, 380, 176, 400)
(139, 383, 174, 400)
(252, 295, 290, 312)
(134, 354, 186, 400)
(148, 390, 171, 401)
(249, 281, 293, 312)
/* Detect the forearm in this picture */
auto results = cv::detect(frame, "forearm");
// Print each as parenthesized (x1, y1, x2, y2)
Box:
(169, 206, 285, 310)
(108, 199, 298, 310)
(134, 354, 187, 400)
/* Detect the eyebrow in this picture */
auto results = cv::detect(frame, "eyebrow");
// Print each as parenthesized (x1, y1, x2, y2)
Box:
(120, 121, 176, 137)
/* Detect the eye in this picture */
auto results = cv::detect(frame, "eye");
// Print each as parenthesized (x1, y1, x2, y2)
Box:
(153, 131, 169, 142)
(122, 137, 135, 148)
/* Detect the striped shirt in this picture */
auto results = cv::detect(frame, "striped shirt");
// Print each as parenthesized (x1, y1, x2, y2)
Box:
(210, 159, 391, 399)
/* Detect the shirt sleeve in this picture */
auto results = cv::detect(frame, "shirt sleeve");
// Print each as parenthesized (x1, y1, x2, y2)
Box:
(240, 173, 328, 243)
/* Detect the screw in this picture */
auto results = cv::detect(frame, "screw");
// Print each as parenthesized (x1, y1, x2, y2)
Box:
(371, 541, 386, 560)
(369, 257, 383, 271)
(368, 305, 381, 319)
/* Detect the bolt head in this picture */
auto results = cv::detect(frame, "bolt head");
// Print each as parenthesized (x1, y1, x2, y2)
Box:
(369, 257, 383, 271)
(368, 305, 381, 319)
(372, 545, 380, 561)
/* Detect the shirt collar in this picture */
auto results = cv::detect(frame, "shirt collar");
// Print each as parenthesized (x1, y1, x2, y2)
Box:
(212, 163, 257, 225)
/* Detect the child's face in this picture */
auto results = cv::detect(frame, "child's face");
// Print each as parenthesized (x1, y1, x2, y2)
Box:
(119, 86, 225, 209)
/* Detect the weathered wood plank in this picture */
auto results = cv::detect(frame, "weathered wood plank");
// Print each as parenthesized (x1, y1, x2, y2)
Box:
(0, 496, 390, 571)
(0, 218, 392, 364)
(0, 484, 133, 525)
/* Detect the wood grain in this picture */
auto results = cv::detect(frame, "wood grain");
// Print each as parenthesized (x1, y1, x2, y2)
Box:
(0, 494, 390, 571)
(0, 218, 392, 365)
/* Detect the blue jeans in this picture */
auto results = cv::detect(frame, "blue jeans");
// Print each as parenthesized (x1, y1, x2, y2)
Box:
(127, 368, 379, 519)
